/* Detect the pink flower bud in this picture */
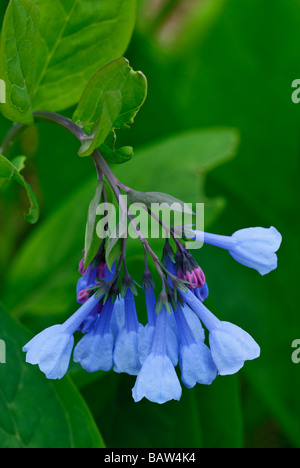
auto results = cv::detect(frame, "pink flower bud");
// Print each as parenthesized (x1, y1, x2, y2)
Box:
(177, 266, 206, 289)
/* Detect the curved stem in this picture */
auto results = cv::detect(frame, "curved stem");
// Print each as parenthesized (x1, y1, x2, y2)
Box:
(1, 112, 132, 197)
(33, 111, 87, 140)
(0, 123, 27, 155)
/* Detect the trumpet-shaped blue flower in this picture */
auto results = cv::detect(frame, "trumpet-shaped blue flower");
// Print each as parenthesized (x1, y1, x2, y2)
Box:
(110, 295, 125, 339)
(138, 285, 178, 366)
(113, 288, 143, 375)
(73, 298, 114, 373)
(23, 294, 100, 379)
(181, 288, 260, 375)
(190, 226, 282, 275)
(174, 303, 217, 388)
(132, 306, 182, 404)
(181, 303, 205, 342)
(138, 284, 156, 365)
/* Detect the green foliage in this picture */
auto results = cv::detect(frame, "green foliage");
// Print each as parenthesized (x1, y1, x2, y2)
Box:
(0, 0, 298, 450)
(120, 128, 240, 226)
(0, 154, 39, 223)
(0, 303, 104, 448)
(83, 179, 103, 269)
(127, 190, 195, 215)
(0, 0, 39, 124)
(0, 0, 137, 123)
(73, 57, 147, 158)
(77, 91, 123, 157)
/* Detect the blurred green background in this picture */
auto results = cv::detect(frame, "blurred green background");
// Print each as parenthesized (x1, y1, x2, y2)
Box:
(0, 0, 299, 448)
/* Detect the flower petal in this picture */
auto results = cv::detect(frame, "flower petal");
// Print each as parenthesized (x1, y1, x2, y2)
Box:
(230, 226, 282, 275)
(23, 325, 74, 379)
(209, 321, 260, 375)
(179, 342, 217, 388)
(182, 303, 205, 342)
(110, 296, 125, 339)
(132, 354, 182, 404)
(114, 328, 142, 375)
(73, 326, 114, 373)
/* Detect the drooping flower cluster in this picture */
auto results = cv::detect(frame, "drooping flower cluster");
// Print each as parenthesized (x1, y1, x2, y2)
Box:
(23, 225, 282, 404)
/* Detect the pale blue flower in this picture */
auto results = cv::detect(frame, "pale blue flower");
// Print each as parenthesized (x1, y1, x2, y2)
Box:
(174, 303, 217, 388)
(190, 226, 282, 275)
(110, 295, 125, 339)
(138, 285, 178, 366)
(132, 306, 182, 404)
(113, 288, 143, 375)
(138, 285, 156, 365)
(23, 295, 100, 379)
(181, 303, 205, 342)
(73, 298, 115, 373)
(181, 288, 260, 375)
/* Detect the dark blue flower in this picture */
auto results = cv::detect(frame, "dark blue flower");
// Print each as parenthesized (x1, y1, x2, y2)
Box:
(76, 264, 98, 304)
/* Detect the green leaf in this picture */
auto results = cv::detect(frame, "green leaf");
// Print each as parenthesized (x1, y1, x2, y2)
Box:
(115, 128, 240, 226)
(105, 235, 122, 273)
(0, 0, 40, 124)
(83, 179, 103, 269)
(32, 0, 137, 113)
(128, 189, 194, 215)
(78, 91, 122, 157)
(0, 0, 137, 123)
(73, 57, 147, 157)
(10, 155, 26, 172)
(0, 155, 26, 191)
(2, 178, 94, 317)
(100, 144, 134, 165)
(0, 303, 105, 448)
(0, 154, 39, 223)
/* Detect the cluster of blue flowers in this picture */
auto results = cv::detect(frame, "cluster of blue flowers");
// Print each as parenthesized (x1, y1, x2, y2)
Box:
(23, 226, 281, 404)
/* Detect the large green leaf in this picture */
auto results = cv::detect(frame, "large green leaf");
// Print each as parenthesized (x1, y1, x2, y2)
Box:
(0, 0, 40, 124)
(0, 303, 105, 448)
(0, 0, 137, 123)
(32, 0, 137, 112)
(116, 128, 240, 226)
(0, 154, 39, 223)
